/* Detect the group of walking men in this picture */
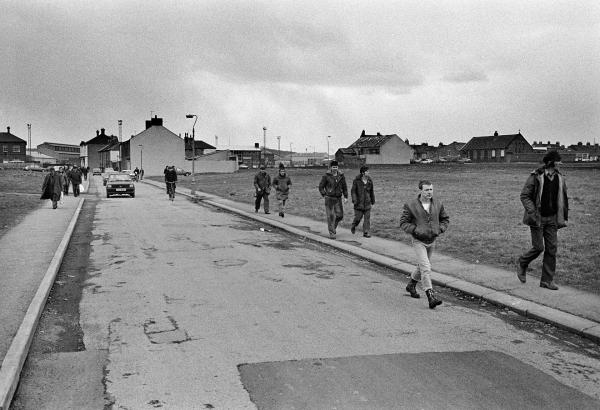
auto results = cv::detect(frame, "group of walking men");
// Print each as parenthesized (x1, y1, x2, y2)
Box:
(40, 165, 85, 209)
(254, 150, 568, 309)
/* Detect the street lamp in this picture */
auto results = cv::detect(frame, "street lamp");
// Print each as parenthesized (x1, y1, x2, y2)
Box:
(262, 126, 267, 166)
(138, 144, 143, 176)
(276, 136, 281, 161)
(186, 114, 197, 184)
(327, 135, 331, 163)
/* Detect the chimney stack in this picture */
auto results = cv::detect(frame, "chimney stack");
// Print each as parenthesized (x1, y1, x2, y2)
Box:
(96, 130, 99, 136)
(7, 126, 10, 134)
(101, 128, 106, 136)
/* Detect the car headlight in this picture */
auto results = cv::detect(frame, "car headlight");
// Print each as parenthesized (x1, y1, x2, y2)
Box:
(129, 184, 134, 188)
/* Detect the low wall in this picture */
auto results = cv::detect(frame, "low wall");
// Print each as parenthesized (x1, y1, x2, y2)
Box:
(192, 160, 237, 174)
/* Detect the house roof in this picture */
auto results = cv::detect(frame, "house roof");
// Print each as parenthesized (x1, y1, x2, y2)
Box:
(194, 140, 216, 150)
(461, 133, 524, 151)
(98, 140, 121, 152)
(348, 132, 397, 149)
(336, 148, 355, 154)
(0, 131, 26, 144)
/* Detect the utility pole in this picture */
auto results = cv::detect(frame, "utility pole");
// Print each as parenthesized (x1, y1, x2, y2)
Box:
(27, 123, 31, 161)
(276, 136, 281, 161)
(118, 120, 122, 171)
(263, 126, 267, 166)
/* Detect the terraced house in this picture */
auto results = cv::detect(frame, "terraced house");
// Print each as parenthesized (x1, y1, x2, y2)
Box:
(0, 126, 26, 163)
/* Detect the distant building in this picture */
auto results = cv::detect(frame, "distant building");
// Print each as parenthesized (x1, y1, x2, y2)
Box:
(337, 130, 413, 166)
(128, 116, 187, 176)
(532, 140, 563, 152)
(460, 131, 533, 162)
(568, 142, 600, 162)
(410, 143, 438, 162)
(436, 141, 466, 160)
(80, 128, 118, 169)
(184, 137, 216, 158)
(98, 139, 122, 170)
(37, 141, 80, 164)
(0, 126, 26, 163)
(216, 144, 272, 168)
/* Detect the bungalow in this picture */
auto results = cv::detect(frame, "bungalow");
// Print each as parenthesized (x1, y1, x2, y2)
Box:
(337, 130, 413, 166)
(0, 126, 27, 163)
(460, 131, 533, 162)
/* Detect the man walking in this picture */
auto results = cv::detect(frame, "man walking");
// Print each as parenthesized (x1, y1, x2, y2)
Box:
(254, 164, 271, 214)
(272, 163, 292, 217)
(517, 150, 568, 290)
(69, 165, 82, 197)
(318, 160, 348, 239)
(350, 165, 375, 238)
(400, 180, 449, 309)
(40, 167, 64, 209)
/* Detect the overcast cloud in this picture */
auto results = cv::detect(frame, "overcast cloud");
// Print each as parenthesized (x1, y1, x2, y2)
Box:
(1, 0, 599, 152)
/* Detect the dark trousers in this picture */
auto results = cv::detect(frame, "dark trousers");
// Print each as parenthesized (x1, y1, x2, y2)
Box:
(352, 208, 371, 233)
(519, 215, 558, 283)
(255, 192, 269, 213)
(325, 196, 344, 235)
(63, 181, 69, 195)
(72, 182, 80, 197)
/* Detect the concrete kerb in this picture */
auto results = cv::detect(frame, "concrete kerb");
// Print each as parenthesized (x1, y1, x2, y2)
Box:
(0, 198, 85, 410)
(145, 181, 600, 344)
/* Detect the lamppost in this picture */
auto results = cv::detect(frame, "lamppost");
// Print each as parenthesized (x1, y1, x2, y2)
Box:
(276, 136, 281, 161)
(327, 135, 331, 163)
(138, 144, 143, 176)
(262, 126, 267, 166)
(186, 114, 198, 184)
(27, 123, 31, 161)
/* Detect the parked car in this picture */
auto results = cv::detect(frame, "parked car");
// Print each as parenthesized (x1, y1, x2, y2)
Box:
(457, 158, 472, 163)
(24, 165, 45, 172)
(238, 163, 249, 169)
(420, 158, 434, 164)
(103, 170, 120, 186)
(121, 169, 135, 178)
(175, 167, 191, 176)
(106, 173, 135, 198)
(92, 168, 102, 175)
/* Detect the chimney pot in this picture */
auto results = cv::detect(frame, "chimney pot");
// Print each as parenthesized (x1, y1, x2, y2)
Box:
(101, 128, 105, 135)
(96, 130, 99, 136)
(7, 126, 10, 133)
(494, 131, 498, 136)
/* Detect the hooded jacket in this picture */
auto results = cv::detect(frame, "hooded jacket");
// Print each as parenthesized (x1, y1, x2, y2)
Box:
(351, 174, 375, 210)
(272, 171, 292, 199)
(400, 195, 449, 244)
(319, 171, 348, 198)
(520, 167, 568, 229)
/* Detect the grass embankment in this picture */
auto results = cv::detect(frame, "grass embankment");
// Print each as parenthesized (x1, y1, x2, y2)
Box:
(160, 163, 600, 293)
(0, 169, 47, 238)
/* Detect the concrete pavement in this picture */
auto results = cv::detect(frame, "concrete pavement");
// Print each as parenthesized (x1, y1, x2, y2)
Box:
(143, 179, 600, 344)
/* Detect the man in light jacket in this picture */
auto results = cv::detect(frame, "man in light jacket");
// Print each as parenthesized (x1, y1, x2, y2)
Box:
(400, 180, 449, 309)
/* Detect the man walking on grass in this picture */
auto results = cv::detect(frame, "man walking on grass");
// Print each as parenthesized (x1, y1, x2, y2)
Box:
(400, 180, 449, 309)
(350, 165, 375, 238)
(517, 150, 568, 290)
(319, 160, 348, 239)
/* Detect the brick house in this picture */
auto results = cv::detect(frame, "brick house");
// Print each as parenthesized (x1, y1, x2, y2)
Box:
(0, 126, 27, 163)
(80, 128, 118, 169)
(460, 131, 533, 162)
(337, 130, 413, 166)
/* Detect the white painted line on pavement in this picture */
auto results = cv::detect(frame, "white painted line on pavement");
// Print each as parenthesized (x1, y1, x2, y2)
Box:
(0, 198, 85, 410)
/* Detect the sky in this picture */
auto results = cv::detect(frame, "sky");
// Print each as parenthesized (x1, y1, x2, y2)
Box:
(2, 0, 599, 153)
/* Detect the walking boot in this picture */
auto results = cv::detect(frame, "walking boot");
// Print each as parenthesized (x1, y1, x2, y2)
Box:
(405, 280, 420, 299)
(426, 289, 442, 309)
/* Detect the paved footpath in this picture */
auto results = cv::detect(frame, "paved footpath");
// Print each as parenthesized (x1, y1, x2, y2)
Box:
(144, 179, 600, 343)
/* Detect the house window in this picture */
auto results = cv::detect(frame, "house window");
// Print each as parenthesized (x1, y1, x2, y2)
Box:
(491, 149, 496, 158)
(13, 146, 20, 153)
(500, 149, 505, 157)
(2, 145, 7, 153)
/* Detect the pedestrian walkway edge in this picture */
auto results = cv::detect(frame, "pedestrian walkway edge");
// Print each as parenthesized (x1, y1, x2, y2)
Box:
(0, 198, 85, 410)
(144, 181, 600, 344)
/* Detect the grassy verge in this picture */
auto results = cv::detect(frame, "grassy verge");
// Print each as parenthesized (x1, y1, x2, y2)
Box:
(154, 163, 600, 293)
(0, 169, 48, 238)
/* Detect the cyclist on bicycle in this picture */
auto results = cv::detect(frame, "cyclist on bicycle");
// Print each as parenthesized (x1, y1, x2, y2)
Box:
(164, 165, 178, 199)
(133, 167, 140, 182)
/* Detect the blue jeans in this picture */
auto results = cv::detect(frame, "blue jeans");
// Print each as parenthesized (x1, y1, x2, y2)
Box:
(324, 196, 344, 235)
(519, 215, 558, 283)
(411, 238, 435, 291)
(255, 191, 269, 213)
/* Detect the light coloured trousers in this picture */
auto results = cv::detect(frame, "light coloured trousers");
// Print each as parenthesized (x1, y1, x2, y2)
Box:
(411, 239, 435, 291)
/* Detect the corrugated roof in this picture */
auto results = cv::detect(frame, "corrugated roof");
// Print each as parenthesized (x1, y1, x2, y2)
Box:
(0, 132, 26, 143)
(461, 134, 522, 151)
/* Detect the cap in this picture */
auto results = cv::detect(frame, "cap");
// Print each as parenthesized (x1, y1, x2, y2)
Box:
(330, 160, 339, 167)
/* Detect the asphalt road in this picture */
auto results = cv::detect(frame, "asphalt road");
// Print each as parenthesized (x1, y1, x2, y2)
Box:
(11, 177, 600, 409)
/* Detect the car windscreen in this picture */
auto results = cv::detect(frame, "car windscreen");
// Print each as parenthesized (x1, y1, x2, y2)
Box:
(108, 175, 132, 181)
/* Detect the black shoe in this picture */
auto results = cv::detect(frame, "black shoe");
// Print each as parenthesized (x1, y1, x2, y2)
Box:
(279, 212, 284, 217)
(265, 211, 270, 214)
(540, 281, 559, 290)
(350, 225, 356, 234)
(406, 281, 420, 299)
(426, 290, 442, 309)
(281, 213, 284, 218)
(516, 264, 527, 283)
(255, 209, 259, 213)
(363, 233, 371, 238)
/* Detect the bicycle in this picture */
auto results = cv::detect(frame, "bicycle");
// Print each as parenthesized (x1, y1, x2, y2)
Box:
(166, 181, 176, 201)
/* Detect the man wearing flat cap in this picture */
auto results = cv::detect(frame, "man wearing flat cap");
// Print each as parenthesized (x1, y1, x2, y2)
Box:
(517, 150, 569, 290)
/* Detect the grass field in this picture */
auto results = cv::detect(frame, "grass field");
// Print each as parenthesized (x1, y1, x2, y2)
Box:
(163, 163, 600, 293)
(0, 169, 47, 238)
